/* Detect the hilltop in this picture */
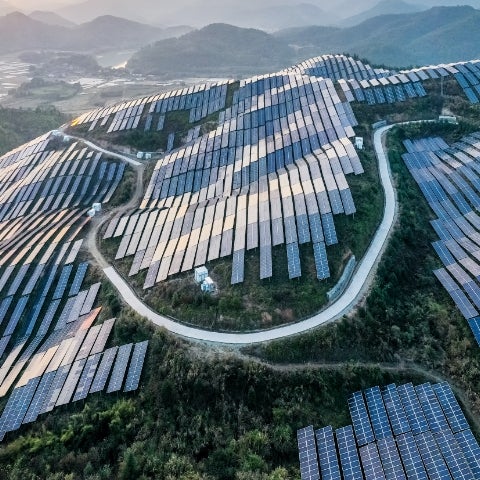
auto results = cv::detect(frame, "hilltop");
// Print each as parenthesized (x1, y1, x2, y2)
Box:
(0, 12, 190, 55)
(276, 6, 480, 67)
(128, 23, 295, 77)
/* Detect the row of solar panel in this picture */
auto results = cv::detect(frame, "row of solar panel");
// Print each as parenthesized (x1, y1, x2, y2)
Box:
(0, 340, 148, 441)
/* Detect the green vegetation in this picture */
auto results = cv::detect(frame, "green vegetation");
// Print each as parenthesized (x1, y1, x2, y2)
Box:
(244, 121, 480, 415)
(11, 77, 82, 102)
(0, 106, 67, 156)
(128, 23, 296, 78)
(0, 311, 430, 480)
(275, 6, 480, 69)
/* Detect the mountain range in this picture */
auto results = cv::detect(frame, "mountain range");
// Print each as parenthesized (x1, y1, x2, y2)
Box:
(276, 5, 480, 67)
(0, 12, 191, 55)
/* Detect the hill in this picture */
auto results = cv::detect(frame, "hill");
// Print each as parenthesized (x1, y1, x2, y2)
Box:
(276, 6, 480, 67)
(341, 0, 424, 27)
(28, 10, 76, 28)
(127, 23, 296, 77)
(0, 12, 187, 55)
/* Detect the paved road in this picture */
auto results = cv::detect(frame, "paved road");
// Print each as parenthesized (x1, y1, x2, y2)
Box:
(101, 123, 400, 344)
(67, 135, 142, 167)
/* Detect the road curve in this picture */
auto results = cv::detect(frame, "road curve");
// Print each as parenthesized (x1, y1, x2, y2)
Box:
(102, 123, 399, 344)
(67, 135, 142, 167)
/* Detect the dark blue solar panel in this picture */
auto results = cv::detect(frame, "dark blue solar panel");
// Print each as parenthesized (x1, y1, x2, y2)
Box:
(454, 429, 480, 478)
(468, 317, 480, 346)
(359, 443, 386, 479)
(377, 436, 407, 480)
(397, 383, 429, 435)
(415, 383, 450, 433)
(297, 426, 321, 480)
(348, 391, 375, 447)
(313, 242, 330, 280)
(335, 426, 364, 480)
(396, 432, 429, 480)
(364, 386, 392, 440)
(381, 384, 411, 436)
(315, 426, 342, 480)
(415, 432, 453, 480)
(432, 382, 470, 434)
(286, 242, 302, 279)
(434, 429, 475, 480)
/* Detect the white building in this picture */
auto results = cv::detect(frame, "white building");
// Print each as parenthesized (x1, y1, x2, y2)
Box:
(137, 152, 144, 159)
(201, 277, 215, 293)
(355, 137, 364, 150)
(92, 203, 102, 212)
(194, 266, 209, 284)
(87, 208, 96, 218)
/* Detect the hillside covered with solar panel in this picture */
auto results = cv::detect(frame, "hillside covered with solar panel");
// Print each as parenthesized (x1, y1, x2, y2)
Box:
(2, 44, 480, 478)
(62, 54, 480, 328)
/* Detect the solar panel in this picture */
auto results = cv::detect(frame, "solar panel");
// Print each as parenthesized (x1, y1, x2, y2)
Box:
(72, 353, 101, 402)
(364, 386, 392, 440)
(313, 242, 330, 280)
(415, 431, 453, 480)
(335, 426, 364, 480)
(381, 384, 410, 436)
(40, 364, 71, 413)
(397, 383, 429, 435)
(90, 347, 118, 394)
(415, 383, 450, 433)
(90, 318, 115, 355)
(124, 341, 148, 392)
(23, 371, 56, 424)
(56, 359, 86, 406)
(297, 426, 321, 480)
(315, 426, 342, 480)
(69, 262, 88, 296)
(468, 317, 480, 346)
(377, 436, 407, 480)
(231, 249, 246, 285)
(434, 429, 475, 480)
(396, 432, 429, 480)
(454, 429, 480, 478)
(348, 391, 375, 447)
(431, 382, 470, 434)
(359, 443, 386, 479)
(286, 242, 302, 279)
(106, 343, 133, 393)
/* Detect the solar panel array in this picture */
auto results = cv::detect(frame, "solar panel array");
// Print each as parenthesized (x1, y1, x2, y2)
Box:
(0, 134, 125, 223)
(297, 381, 480, 480)
(402, 133, 480, 347)
(100, 68, 363, 287)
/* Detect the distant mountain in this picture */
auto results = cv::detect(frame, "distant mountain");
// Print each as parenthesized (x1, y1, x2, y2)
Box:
(341, 0, 424, 27)
(128, 23, 296, 77)
(235, 3, 338, 31)
(29, 10, 76, 28)
(0, 0, 15, 16)
(276, 6, 480, 67)
(57, 0, 339, 29)
(0, 12, 190, 55)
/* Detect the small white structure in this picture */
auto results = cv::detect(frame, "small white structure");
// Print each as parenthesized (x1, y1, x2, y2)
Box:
(355, 137, 364, 150)
(145, 153, 153, 160)
(87, 208, 96, 218)
(194, 266, 209, 284)
(92, 203, 102, 212)
(201, 277, 215, 293)
(136, 152, 144, 159)
(439, 115, 458, 124)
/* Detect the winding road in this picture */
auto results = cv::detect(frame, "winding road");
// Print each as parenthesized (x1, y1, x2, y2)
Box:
(89, 123, 404, 344)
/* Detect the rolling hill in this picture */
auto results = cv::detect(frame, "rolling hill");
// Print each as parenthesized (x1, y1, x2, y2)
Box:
(127, 23, 296, 77)
(0, 12, 190, 55)
(28, 10, 77, 28)
(341, 0, 424, 27)
(276, 6, 480, 67)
